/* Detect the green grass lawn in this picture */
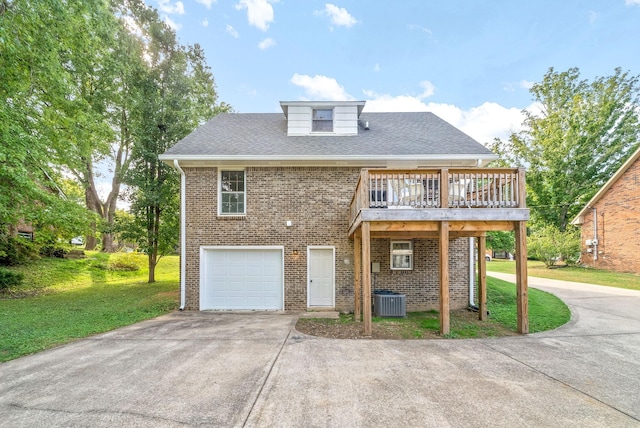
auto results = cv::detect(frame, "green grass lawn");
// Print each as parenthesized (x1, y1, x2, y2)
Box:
(486, 276, 570, 333)
(0, 252, 179, 362)
(486, 259, 640, 291)
(383, 276, 570, 336)
(298, 276, 570, 339)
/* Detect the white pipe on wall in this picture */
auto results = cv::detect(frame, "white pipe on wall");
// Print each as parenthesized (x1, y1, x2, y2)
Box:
(592, 207, 598, 262)
(174, 159, 186, 310)
(469, 237, 475, 307)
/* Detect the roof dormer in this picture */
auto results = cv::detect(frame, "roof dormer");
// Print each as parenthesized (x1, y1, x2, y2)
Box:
(280, 100, 366, 136)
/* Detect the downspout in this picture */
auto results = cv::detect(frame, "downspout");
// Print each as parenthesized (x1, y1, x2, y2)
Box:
(174, 160, 186, 310)
(469, 237, 478, 309)
(592, 207, 598, 262)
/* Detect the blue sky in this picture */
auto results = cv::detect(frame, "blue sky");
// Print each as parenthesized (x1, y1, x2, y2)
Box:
(146, 0, 640, 145)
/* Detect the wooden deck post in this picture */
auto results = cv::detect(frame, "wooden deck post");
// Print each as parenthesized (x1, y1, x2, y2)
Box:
(353, 229, 362, 322)
(514, 220, 529, 334)
(478, 234, 487, 321)
(440, 168, 449, 208)
(439, 220, 450, 335)
(361, 222, 372, 336)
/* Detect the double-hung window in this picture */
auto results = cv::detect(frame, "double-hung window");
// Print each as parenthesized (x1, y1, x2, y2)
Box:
(390, 241, 413, 270)
(312, 108, 333, 132)
(220, 170, 245, 215)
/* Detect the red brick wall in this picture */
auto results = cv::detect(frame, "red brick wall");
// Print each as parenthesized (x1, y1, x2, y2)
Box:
(183, 166, 471, 311)
(579, 158, 640, 273)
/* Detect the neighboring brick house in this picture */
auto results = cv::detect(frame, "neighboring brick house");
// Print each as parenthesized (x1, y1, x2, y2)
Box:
(571, 147, 640, 274)
(160, 100, 530, 334)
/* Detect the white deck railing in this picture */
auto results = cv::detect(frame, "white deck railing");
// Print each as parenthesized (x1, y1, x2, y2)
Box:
(349, 168, 526, 225)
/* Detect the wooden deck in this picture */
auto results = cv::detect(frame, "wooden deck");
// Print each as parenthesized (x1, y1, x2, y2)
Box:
(348, 168, 530, 336)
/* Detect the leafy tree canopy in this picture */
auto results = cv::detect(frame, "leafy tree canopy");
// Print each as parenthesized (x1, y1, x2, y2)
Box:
(492, 67, 640, 231)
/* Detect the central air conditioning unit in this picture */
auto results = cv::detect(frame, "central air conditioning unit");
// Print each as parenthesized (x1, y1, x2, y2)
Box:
(374, 291, 406, 317)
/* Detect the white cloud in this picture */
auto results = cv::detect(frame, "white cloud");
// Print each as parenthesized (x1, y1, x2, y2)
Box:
(503, 79, 535, 92)
(290, 74, 354, 101)
(163, 15, 181, 30)
(374, 63, 380, 72)
(625, 0, 640, 5)
(588, 10, 598, 23)
(520, 80, 535, 89)
(202, 18, 209, 27)
(314, 3, 358, 28)
(157, 0, 185, 15)
(418, 80, 435, 99)
(226, 24, 240, 38)
(196, 0, 217, 8)
(235, 0, 276, 31)
(258, 37, 276, 50)
(362, 89, 528, 145)
(407, 24, 432, 35)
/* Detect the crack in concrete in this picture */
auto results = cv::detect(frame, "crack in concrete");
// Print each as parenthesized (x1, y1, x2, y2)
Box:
(241, 317, 296, 427)
(4, 401, 192, 426)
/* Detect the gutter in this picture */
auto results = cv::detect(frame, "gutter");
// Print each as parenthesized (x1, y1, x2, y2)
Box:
(592, 207, 598, 262)
(174, 159, 186, 310)
(469, 237, 478, 310)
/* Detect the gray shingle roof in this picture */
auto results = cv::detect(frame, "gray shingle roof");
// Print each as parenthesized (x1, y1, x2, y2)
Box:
(160, 111, 495, 160)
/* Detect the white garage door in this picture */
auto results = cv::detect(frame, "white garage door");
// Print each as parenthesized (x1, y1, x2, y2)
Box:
(200, 247, 284, 310)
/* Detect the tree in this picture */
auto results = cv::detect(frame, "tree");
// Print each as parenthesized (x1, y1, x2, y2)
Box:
(493, 67, 640, 231)
(486, 231, 515, 255)
(48, 0, 145, 252)
(0, 0, 96, 248)
(121, 0, 231, 282)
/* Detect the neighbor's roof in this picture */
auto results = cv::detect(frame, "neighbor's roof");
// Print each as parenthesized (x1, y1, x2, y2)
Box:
(159, 111, 497, 166)
(571, 146, 640, 225)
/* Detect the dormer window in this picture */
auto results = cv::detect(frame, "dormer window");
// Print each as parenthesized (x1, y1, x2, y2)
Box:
(312, 108, 333, 132)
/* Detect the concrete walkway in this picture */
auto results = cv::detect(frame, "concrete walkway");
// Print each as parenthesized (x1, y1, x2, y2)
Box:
(1, 277, 640, 427)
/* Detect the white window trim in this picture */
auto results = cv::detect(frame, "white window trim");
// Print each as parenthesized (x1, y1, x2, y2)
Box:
(218, 169, 246, 216)
(311, 107, 334, 134)
(390, 240, 413, 270)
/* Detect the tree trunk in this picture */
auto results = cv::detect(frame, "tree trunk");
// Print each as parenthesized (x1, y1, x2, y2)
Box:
(102, 233, 115, 253)
(85, 236, 97, 251)
(148, 252, 156, 283)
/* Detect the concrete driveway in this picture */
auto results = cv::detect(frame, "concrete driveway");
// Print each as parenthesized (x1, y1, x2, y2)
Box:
(1, 276, 640, 427)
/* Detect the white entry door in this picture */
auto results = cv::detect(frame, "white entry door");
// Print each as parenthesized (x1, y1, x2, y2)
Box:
(308, 247, 335, 307)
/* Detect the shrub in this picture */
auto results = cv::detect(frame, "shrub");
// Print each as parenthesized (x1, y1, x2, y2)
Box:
(0, 234, 39, 266)
(39, 244, 69, 259)
(0, 267, 24, 290)
(528, 225, 581, 268)
(107, 252, 142, 271)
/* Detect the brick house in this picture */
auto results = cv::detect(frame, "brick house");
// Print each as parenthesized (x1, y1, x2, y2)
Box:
(160, 100, 530, 334)
(571, 147, 640, 274)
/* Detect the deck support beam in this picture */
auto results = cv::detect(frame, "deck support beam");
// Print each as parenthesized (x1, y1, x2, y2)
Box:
(353, 229, 362, 322)
(515, 220, 529, 334)
(361, 222, 372, 336)
(439, 220, 450, 335)
(478, 234, 487, 321)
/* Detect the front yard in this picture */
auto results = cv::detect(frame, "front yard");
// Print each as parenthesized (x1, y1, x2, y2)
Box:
(486, 259, 640, 291)
(4, 252, 635, 361)
(0, 252, 179, 362)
